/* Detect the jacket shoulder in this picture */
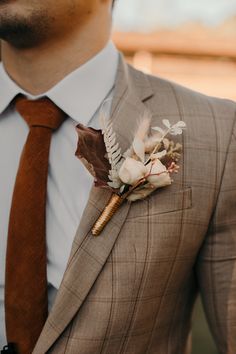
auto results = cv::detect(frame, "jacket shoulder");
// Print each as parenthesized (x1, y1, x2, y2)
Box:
(128, 64, 236, 122)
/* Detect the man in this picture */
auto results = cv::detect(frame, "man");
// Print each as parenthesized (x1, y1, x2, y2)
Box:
(0, 0, 235, 353)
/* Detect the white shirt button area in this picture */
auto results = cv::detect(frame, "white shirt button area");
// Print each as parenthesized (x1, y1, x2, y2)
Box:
(0, 41, 119, 346)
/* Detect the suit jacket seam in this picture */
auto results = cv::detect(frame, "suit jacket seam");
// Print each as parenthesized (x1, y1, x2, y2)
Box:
(206, 100, 236, 223)
(99, 253, 114, 354)
(145, 81, 186, 353)
(203, 100, 236, 349)
(63, 323, 73, 354)
(205, 98, 222, 347)
(118, 200, 151, 353)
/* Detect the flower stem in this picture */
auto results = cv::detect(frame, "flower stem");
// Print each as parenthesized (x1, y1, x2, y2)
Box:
(144, 128, 171, 166)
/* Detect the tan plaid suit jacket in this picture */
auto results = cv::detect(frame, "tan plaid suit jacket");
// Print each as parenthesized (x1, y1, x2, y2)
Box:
(33, 54, 236, 354)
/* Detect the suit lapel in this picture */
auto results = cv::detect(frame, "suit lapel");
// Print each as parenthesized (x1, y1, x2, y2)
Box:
(33, 54, 154, 354)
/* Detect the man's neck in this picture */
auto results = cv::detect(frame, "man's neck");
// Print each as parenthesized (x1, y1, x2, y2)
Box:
(1, 17, 111, 95)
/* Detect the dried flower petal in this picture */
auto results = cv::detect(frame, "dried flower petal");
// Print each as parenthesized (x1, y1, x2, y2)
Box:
(162, 119, 171, 129)
(150, 150, 167, 160)
(133, 137, 145, 162)
(169, 121, 187, 135)
(146, 159, 172, 188)
(151, 126, 165, 135)
(119, 157, 147, 185)
(75, 124, 111, 188)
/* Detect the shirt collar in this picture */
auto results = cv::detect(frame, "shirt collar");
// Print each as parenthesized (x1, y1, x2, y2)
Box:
(0, 41, 119, 125)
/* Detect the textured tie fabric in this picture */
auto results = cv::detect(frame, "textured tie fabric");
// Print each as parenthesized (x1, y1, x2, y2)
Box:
(5, 96, 67, 354)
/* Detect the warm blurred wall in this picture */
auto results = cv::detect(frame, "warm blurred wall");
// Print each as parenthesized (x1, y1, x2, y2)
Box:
(113, 23, 236, 101)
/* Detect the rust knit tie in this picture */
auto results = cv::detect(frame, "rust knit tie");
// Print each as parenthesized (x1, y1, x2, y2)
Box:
(5, 96, 67, 354)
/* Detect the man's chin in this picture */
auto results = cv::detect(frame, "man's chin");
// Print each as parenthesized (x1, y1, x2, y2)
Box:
(0, 18, 37, 48)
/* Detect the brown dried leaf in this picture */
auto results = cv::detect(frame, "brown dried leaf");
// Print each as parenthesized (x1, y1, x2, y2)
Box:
(75, 124, 111, 188)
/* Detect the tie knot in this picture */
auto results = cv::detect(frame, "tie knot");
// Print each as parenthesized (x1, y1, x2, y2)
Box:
(15, 95, 67, 131)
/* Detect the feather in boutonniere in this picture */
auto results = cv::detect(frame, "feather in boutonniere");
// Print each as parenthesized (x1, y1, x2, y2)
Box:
(75, 107, 186, 236)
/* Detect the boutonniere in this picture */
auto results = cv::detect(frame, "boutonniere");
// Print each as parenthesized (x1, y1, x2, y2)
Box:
(75, 111, 186, 236)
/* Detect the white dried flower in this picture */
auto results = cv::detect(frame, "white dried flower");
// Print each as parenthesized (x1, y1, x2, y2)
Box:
(126, 158, 172, 201)
(118, 157, 147, 185)
(146, 159, 171, 188)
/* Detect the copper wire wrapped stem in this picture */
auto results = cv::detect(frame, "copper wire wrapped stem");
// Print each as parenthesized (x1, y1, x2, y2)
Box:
(92, 194, 124, 236)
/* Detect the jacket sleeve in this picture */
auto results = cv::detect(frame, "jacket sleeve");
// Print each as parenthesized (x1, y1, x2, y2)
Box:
(196, 113, 236, 354)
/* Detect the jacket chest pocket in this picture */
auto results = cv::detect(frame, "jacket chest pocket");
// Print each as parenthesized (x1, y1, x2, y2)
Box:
(124, 186, 194, 263)
(148, 187, 192, 215)
(126, 186, 192, 220)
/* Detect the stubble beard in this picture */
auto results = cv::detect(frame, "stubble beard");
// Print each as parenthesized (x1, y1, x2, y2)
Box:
(0, 8, 52, 49)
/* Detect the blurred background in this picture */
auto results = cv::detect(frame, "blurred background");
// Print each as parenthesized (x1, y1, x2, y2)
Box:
(112, 1, 236, 353)
(112, 0, 236, 101)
